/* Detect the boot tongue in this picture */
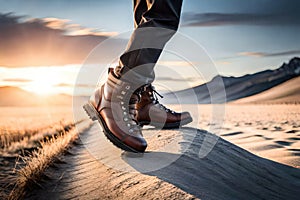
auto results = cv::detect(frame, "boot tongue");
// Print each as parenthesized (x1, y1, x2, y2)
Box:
(129, 93, 140, 104)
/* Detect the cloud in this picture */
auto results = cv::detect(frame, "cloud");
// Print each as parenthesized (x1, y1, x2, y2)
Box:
(40, 17, 118, 37)
(0, 13, 122, 67)
(182, 0, 300, 28)
(40, 17, 71, 30)
(238, 52, 266, 58)
(182, 1, 300, 27)
(238, 50, 300, 58)
(182, 12, 300, 27)
(2, 78, 32, 82)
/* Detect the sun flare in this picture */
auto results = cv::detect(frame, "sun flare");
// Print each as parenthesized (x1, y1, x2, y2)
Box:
(23, 77, 58, 96)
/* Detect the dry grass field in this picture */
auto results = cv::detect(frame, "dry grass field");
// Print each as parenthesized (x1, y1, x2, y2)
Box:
(0, 105, 85, 199)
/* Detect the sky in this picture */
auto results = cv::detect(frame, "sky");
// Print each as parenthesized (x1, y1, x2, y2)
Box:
(0, 0, 299, 95)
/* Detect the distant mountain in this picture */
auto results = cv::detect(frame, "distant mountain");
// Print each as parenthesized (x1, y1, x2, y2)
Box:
(233, 76, 300, 104)
(164, 57, 300, 104)
(0, 86, 72, 106)
(2, 57, 299, 106)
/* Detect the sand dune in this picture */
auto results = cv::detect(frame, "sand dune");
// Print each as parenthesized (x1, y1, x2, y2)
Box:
(234, 77, 300, 104)
(26, 120, 300, 200)
(194, 104, 300, 167)
(164, 57, 300, 104)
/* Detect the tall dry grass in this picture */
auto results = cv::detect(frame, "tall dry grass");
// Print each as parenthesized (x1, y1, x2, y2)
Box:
(0, 122, 73, 155)
(0, 105, 80, 199)
(7, 121, 90, 200)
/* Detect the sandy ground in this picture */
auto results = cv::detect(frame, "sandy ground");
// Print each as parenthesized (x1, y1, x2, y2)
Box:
(25, 104, 300, 200)
(196, 104, 300, 168)
(0, 106, 73, 130)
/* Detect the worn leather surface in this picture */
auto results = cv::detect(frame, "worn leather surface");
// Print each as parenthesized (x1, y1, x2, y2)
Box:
(136, 85, 192, 126)
(89, 69, 147, 152)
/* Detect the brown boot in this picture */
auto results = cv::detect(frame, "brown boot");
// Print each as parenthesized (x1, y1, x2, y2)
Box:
(136, 84, 193, 129)
(83, 68, 147, 153)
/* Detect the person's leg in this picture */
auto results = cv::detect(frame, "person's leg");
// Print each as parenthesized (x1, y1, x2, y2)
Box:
(84, 0, 189, 153)
(132, 0, 147, 28)
(116, 0, 183, 85)
(119, 0, 192, 129)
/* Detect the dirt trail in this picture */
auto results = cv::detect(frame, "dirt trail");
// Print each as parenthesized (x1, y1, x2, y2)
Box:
(26, 122, 300, 200)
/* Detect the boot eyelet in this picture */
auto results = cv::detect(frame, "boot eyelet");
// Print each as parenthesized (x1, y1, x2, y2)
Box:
(125, 85, 130, 90)
(124, 117, 128, 121)
(122, 106, 126, 110)
(127, 124, 131, 127)
(120, 101, 124, 105)
(121, 91, 126, 95)
(129, 129, 133, 133)
(123, 112, 127, 115)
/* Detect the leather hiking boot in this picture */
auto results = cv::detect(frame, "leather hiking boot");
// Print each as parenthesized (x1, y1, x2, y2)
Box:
(83, 68, 147, 153)
(136, 84, 193, 129)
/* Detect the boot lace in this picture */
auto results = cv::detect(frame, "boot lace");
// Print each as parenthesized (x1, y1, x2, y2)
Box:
(118, 85, 142, 134)
(145, 84, 176, 114)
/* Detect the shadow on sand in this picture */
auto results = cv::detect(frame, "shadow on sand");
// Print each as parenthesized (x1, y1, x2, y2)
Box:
(122, 127, 300, 200)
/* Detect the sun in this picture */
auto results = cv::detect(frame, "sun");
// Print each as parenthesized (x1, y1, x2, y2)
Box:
(23, 77, 58, 96)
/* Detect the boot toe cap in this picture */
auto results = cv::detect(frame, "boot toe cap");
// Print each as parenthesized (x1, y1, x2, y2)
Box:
(181, 111, 192, 120)
(124, 136, 148, 152)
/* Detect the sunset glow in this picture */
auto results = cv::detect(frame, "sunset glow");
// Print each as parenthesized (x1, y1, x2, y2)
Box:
(0, 66, 81, 95)
(23, 77, 57, 95)
(0, 0, 299, 96)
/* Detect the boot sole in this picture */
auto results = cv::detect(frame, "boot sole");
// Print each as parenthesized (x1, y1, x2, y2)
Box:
(139, 117, 193, 129)
(83, 102, 142, 153)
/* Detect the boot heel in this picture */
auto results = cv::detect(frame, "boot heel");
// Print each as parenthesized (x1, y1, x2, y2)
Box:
(83, 103, 98, 121)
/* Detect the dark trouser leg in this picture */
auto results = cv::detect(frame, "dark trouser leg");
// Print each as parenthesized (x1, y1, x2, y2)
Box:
(117, 0, 183, 86)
